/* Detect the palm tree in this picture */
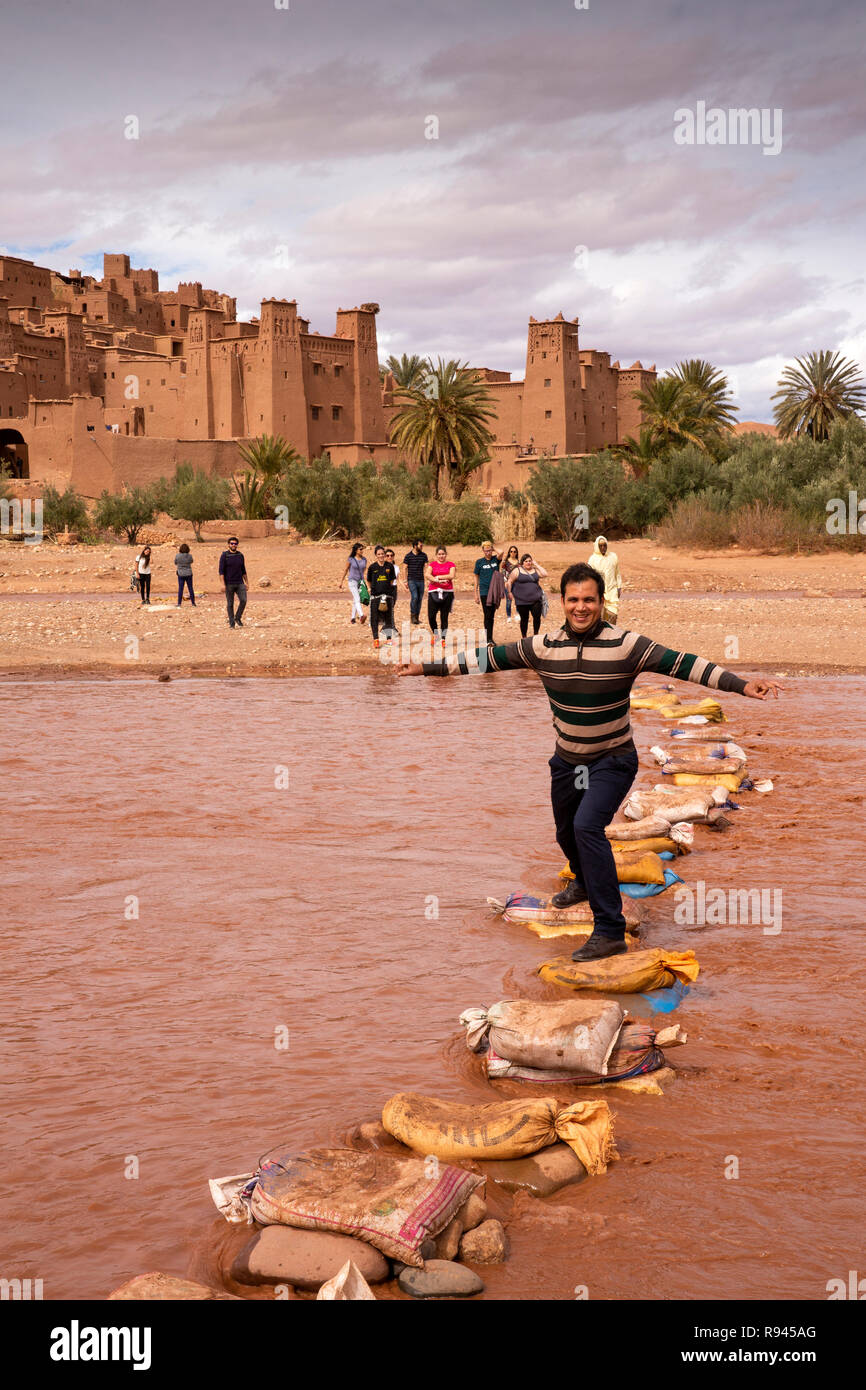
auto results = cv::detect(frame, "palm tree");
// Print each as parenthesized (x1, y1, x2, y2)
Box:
(235, 434, 301, 519)
(670, 359, 739, 432)
(384, 353, 429, 390)
(388, 358, 496, 499)
(771, 351, 866, 440)
(609, 426, 659, 475)
(633, 377, 710, 452)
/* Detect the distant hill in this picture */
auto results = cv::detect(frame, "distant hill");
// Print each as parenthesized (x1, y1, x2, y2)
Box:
(732, 420, 779, 437)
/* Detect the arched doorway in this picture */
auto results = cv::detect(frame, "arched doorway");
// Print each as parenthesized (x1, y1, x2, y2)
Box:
(0, 429, 29, 479)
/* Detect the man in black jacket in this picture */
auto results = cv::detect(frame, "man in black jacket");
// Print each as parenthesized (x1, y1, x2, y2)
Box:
(219, 537, 248, 628)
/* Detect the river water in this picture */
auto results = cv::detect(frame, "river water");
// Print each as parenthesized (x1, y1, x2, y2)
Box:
(3, 674, 864, 1300)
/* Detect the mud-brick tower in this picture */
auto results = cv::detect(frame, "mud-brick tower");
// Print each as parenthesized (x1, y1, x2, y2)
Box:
(334, 302, 386, 444)
(521, 312, 587, 456)
(43, 308, 89, 396)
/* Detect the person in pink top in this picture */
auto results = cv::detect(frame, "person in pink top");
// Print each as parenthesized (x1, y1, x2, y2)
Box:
(425, 545, 456, 645)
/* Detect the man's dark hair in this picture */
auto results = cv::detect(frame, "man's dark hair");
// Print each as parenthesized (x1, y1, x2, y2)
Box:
(227, 535, 239, 544)
(412, 538, 423, 547)
(560, 562, 605, 602)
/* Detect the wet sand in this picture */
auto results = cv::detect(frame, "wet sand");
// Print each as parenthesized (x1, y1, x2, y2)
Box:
(3, 674, 864, 1299)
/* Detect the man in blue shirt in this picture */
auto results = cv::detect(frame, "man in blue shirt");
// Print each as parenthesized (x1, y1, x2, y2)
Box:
(219, 537, 248, 628)
(402, 539, 428, 626)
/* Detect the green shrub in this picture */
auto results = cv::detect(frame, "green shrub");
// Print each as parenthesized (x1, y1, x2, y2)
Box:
(41, 483, 90, 539)
(94, 486, 158, 543)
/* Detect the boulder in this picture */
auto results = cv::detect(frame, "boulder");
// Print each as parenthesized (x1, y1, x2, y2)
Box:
(479, 1143, 586, 1197)
(108, 1272, 240, 1300)
(398, 1260, 484, 1300)
(458, 1219, 508, 1265)
(353, 1120, 409, 1153)
(434, 1214, 463, 1261)
(258, 576, 272, 588)
(230, 1225, 389, 1291)
(458, 1191, 488, 1233)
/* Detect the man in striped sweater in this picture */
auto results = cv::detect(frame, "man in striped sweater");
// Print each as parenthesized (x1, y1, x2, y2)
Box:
(398, 561, 782, 961)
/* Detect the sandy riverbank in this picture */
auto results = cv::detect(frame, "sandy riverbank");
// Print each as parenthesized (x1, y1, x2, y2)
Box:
(0, 536, 863, 677)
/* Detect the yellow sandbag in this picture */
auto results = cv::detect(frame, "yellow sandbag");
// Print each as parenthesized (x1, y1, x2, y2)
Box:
(631, 693, 680, 710)
(538, 947, 700, 994)
(670, 771, 744, 792)
(612, 850, 667, 885)
(382, 1092, 616, 1175)
(608, 836, 682, 855)
(659, 699, 725, 722)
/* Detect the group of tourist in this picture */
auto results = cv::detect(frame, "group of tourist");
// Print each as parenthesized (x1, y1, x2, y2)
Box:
(338, 535, 623, 648)
(133, 536, 249, 627)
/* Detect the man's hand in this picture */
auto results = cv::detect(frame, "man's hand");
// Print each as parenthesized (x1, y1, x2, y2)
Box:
(396, 662, 425, 677)
(742, 680, 784, 700)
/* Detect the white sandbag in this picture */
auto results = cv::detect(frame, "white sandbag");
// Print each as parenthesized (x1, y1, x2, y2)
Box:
(605, 815, 672, 841)
(460, 998, 626, 1075)
(208, 1172, 256, 1224)
(316, 1259, 376, 1301)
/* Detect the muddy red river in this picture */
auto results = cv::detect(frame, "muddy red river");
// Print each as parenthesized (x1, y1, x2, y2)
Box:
(3, 673, 864, 1300)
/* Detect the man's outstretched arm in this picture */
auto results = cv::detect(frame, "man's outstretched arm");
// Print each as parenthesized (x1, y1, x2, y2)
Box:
(397, 638, 537, 678)
(635, 636, 783, 700)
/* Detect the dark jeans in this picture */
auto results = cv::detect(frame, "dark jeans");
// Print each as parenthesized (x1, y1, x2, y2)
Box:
(481, 599, 498, 643)
(408, 578, 424, 623)
(177, 574, 195, 605)
(370, 595, 395, 639)
(428, 592, 454, 634)
(517, 600, 542, 636)
(549, 746, 639, 940)
(138, 573, 151, 602)
(225, 582, 247, 625)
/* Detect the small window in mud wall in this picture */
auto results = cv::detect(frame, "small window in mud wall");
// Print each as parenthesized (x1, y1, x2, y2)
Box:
(545, 410, 552, 419)
(313, 363, 321, 375)
(334, 365, 342, 378)
(332, 406, 341, 421)
(311, 406, 320, 420)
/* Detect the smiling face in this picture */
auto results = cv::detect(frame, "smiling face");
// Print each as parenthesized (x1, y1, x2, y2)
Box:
(562, 579, 605, 633)
(436, 548, 446, 560)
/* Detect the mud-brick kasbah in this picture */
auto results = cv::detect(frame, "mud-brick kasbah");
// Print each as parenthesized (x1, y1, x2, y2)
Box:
(0, 250, 657, 498)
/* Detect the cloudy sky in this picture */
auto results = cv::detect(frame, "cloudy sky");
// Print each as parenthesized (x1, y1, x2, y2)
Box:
(3, 0, 864, 419)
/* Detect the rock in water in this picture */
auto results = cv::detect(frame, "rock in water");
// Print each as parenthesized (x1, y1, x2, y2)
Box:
(479, 1142, 586, 1197)
(157, 671, 171, 682)
(231, 1226, 389, 1290)
(458, 1191, 488, 1233)
(108, 1272, 239, 1300)
(434, 1214, 463, 1261)
(398, 1260, 484, 1299)
(458, 1219, 508, 1264)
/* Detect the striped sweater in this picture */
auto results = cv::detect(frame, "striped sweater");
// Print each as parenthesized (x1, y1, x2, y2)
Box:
(422, 618, 748, 765)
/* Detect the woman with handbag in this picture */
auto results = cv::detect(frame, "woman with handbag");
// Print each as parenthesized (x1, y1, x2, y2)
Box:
(340, 542, 368, 625)
(135, 546, 153, 605)
(507, 552, 548, 636)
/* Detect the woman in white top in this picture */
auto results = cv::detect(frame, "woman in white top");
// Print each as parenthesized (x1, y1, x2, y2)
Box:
(135, 546, 153, 605)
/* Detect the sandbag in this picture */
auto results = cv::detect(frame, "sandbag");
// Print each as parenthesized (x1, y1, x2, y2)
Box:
(631, 689, 679, 711)
(487, 892, 642, 937)
(621, 867, 683, 898)
(605, 815, 672, 841)
(662, 759, 744, 776)
(248, 1147, 482, 1268)
(460, 997, 625, 1075)
(612, 849, 667, 885)
(537, 946, 701, 994)
(668, 771, 745, 793)
(624, 787, 719, 823)
(659, 698, 725, 721)
(483, 1020, 683, 1086)
(608, 836, 681, 856)
(653, 741, 746, 768)
(670, 727, 739, 743)
(382, 1092, 616, 1176)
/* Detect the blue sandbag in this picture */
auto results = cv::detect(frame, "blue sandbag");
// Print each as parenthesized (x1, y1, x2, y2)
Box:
(621, 868, 683, 899)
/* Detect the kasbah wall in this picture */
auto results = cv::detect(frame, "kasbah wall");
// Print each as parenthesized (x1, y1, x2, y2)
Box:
(0, 251, 656, 499)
